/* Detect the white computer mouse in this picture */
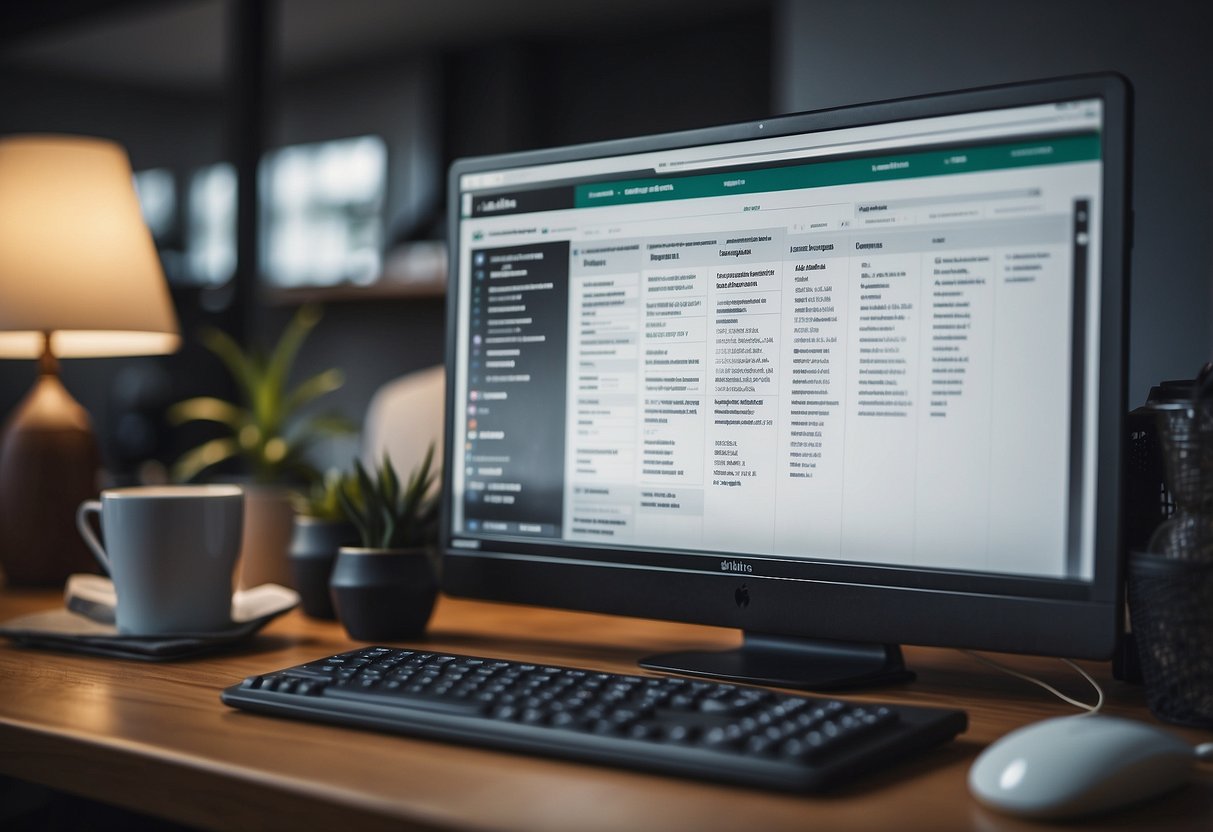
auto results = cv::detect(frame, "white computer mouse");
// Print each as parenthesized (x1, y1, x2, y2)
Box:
(968, 715, 1195, 820)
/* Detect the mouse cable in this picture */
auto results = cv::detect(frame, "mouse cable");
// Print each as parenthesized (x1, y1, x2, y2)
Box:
(963, 651, 1213, 761)
(959, 650, 1104, 715)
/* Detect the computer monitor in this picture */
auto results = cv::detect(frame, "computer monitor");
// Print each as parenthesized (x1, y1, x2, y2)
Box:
(442, 75, 1130, 690)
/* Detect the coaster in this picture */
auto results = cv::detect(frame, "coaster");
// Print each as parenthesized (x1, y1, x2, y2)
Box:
(0, 575, 299, 661)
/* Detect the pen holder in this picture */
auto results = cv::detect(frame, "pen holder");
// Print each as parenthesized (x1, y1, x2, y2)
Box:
(1144, 401, 1213, 560)
(1126, 394, 1213, 727)
(1127, 552, 1213, 728)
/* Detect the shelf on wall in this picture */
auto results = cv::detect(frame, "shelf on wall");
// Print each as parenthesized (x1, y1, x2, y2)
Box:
(263, 240, 447, 304)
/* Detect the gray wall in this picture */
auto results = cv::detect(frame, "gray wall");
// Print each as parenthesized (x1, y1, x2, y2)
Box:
(775, 0, 1212, 404)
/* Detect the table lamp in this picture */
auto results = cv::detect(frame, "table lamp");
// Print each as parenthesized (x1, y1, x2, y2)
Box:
(0, 135, 180, 586)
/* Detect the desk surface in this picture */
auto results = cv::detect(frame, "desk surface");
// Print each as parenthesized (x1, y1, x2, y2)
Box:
(1, 589, 1210, 832)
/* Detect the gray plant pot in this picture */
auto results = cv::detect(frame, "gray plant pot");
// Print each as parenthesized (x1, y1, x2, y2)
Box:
(289, 517, 358, 619)
(330, 546, 438, 642)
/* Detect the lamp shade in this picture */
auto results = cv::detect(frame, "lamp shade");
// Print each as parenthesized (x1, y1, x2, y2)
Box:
(0, 135, 180, 358)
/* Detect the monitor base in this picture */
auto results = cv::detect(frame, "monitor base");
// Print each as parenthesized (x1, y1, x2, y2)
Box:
(639, 632, 915, 691)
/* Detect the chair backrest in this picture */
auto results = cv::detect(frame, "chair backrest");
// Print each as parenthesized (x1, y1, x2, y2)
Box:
(361, 365, 445, 478)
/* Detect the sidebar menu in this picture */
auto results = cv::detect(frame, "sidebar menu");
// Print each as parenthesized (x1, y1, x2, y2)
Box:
(462, 241, 570, 538)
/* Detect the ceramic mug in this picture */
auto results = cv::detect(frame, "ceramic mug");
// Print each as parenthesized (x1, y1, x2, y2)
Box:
(76, 485, 244, 634)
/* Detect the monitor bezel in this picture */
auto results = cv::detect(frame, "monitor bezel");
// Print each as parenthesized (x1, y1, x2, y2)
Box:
(441, 74, 1131, 659)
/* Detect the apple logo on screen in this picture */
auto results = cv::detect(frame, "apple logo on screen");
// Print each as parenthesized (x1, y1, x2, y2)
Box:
(735, 584, 750, 608)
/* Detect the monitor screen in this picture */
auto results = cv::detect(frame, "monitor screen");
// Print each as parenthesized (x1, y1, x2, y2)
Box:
(443, 76, 1129, 679)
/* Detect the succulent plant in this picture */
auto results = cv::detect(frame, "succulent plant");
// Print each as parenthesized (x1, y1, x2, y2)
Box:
(294, 468, 362, 521)
(338, 446, 439, 549)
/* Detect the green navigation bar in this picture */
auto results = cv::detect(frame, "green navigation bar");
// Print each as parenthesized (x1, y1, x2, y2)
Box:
(574, 134, 1100, 209)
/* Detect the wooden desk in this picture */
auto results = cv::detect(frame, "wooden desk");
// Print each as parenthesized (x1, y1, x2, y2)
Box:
(1, 589, 1210, 831)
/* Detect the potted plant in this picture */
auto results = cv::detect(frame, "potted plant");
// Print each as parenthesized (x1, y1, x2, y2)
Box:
(331, 446, 439, 641)
(289, 470, 361, 619)
(169, 305, 353, 589)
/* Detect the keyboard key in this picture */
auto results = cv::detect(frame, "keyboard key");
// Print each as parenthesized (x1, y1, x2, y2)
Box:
(325, 686, 486, 716)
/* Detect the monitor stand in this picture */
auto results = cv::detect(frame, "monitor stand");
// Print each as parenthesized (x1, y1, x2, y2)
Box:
(639, 632, 915, 691)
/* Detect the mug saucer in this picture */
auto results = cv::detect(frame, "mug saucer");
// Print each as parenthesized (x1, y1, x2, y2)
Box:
(64, 573, 299, 632)
(0, 576, 300, 662)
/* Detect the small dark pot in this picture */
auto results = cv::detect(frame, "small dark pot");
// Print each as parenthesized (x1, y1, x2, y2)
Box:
(289, 518, 358, 619)
(331, 546, 438, 642)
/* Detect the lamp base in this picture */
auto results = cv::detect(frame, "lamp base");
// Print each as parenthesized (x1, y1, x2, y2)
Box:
(0, 370, 102, 586)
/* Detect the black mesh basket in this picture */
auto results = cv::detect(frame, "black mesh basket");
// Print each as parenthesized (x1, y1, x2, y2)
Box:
(1127, 552, 1213, 728)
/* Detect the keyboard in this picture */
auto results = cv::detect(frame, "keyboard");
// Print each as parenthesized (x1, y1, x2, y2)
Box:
(221, 646, 967, 792)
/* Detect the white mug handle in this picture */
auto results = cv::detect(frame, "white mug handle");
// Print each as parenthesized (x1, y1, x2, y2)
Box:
(76, 500, 110, 572)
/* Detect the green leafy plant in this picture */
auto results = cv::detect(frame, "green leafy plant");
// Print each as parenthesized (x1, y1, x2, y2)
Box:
(294, 468, 362, 521)
(338, 446, 439, 549)
(169, 305, 354, 484)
